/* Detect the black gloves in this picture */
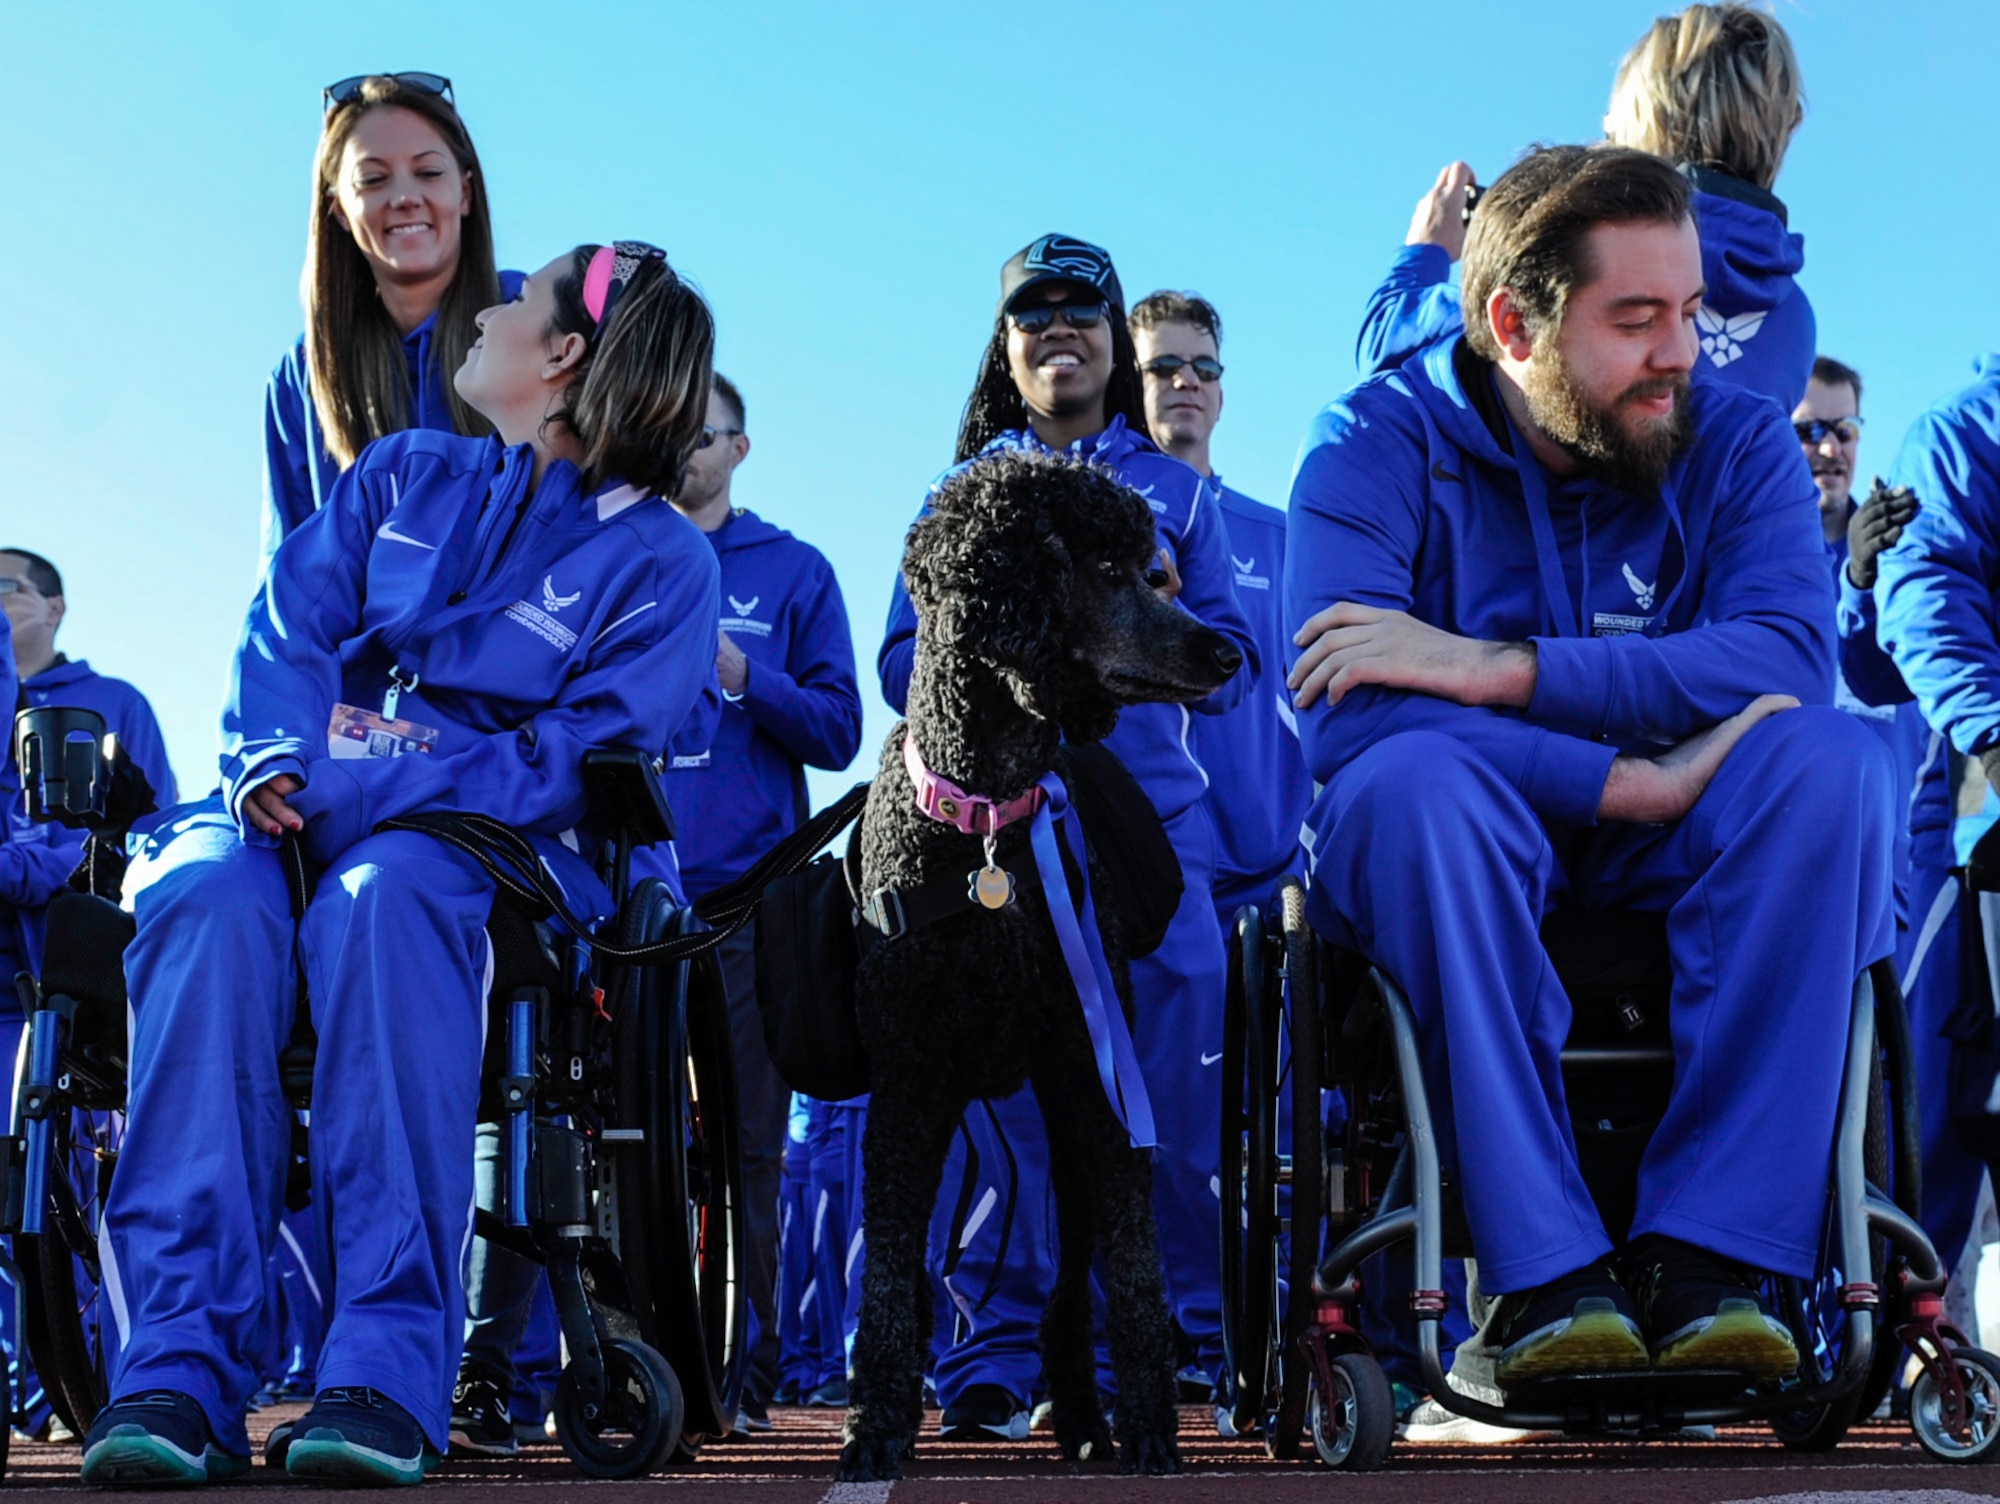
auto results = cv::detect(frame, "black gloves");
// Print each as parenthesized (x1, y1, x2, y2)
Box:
(1846, 478, 1921, 590)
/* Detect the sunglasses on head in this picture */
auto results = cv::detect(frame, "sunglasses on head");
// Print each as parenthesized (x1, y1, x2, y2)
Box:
(323, 72, 455, 114)
(1794, 417, 1862, 446)
(1007, 296, 1109, 334)
(1142, 354, 1225, 383)
(699, 425, 744, 450)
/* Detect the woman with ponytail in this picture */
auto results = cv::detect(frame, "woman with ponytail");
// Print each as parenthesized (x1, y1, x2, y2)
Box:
(85, 244, 718, 1489)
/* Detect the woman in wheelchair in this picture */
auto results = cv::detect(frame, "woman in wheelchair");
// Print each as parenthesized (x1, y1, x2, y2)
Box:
(80, 242, 721, 1487)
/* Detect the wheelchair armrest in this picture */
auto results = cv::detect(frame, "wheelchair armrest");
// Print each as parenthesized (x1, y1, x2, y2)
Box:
(583, 748, 677, 846)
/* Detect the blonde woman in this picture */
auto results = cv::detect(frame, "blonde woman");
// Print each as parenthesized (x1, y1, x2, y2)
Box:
(262, 74, 513, 558)
(1356, 2, 1814, 410)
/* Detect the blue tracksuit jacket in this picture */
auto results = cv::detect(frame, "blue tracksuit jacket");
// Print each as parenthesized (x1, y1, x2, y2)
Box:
(1193, 481, 1311, 913)
(227, 428, 721, 864)
(1876, 355, 2000, 758)
(877, 415, 1258, 820)
(664, 508, 863, 900)
(1356, 168, 1815, 412)
(1288, 337, 1833, 826)
(262, 271, 524, 559)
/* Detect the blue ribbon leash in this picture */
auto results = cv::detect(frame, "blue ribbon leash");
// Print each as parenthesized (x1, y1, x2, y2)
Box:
(1029, 771, 1156, 1150)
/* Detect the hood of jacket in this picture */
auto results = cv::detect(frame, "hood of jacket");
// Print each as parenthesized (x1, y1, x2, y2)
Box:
(1687, 169, 1805, 317)
(708, 507, 793, 555)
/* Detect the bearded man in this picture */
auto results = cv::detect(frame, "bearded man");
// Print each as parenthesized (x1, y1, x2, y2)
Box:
(1284, 144, 1893, 1390)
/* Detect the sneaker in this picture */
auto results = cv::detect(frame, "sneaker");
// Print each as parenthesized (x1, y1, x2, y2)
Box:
(805, 1376, 848, 1408)
(448, 1366, 517, 1457)
(264, 1420, 294, 1469)
(1487, 1261, 1649, 1387)
(286, 1387, 440, 1487)
(81, 1389, 250, 1486)
(736, 1395, 775, 1433)
(939, 1383, 1030, 1441)
(1175, 1364, 1216, 1403)
(1400, 1396, 1558, 1444)
(1622, 1234, 1799, 1379)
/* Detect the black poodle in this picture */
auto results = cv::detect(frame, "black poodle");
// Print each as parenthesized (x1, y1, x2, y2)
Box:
(836, 450, 1242, 1480)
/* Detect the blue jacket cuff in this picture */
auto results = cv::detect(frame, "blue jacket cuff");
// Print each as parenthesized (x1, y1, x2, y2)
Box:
(1525, 636, 1610, 736)
(1521, 729, 1619, 829)
(1391, 242, 1452, 281)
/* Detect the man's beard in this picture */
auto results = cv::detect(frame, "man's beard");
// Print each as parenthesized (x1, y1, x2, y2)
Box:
(1522, 343, 1692, 493)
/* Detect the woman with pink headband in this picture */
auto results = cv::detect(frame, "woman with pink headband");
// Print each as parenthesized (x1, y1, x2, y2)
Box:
(83, 242, 718, 1489)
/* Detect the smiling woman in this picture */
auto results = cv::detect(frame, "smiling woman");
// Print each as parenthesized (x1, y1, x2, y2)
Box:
(260, 74, 511, 556)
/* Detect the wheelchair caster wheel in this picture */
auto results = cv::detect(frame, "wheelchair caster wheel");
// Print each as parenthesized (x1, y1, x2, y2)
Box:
(1308, 1352, 1393, 1472)
(553, 1338, 686, 1479)
(1910, 1345, 2000, 1463)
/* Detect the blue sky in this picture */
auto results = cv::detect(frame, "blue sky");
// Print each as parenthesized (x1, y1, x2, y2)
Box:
(4, 0, 1995, 807)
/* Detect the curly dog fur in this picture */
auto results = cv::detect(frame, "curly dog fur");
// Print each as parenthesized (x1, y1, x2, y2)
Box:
(836, 451, 1241, 1480)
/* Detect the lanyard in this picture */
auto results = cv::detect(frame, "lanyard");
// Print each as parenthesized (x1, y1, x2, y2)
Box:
(1030, 770, 1157, 1150)
(1506, 422, 1583, 641)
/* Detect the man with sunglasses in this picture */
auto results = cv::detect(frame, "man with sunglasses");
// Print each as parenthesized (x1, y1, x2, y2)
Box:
(662, 373, 863, 1431)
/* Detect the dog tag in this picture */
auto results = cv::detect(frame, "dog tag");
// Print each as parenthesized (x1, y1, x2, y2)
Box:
(971, 864, 1015, 909)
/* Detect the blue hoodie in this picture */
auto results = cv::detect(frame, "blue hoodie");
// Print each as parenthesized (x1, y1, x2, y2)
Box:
(663, 508, 863, 900)
(262, 271, 525, 559)
(1355, 169, 1816, 412)
(1193, 483, 1311, 895)
(877, 415, 1258, 822)
(227, 428, 719, 873)
(1875, 355, 2000, 759)
(1286, 338, 1831, 832)
(22, 657, 178, 810)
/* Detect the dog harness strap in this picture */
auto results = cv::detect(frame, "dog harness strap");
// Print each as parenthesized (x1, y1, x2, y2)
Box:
(1031, 771, 1156, 1150)
(903, 732, 1044, 836)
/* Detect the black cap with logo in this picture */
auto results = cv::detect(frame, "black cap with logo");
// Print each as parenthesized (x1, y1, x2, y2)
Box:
(998, 233, 1124, 317)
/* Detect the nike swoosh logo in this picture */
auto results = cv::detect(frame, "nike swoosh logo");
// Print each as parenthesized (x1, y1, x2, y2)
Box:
(376, 521, 437, 550)
(1431, 460, 1462, 484)
(1200, 1051, 1224, 1066)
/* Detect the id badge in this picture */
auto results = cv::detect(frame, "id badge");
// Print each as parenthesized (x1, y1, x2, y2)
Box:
(328, 703, 442, 761)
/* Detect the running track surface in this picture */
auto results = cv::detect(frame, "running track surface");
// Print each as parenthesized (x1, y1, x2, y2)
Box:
(7, 1405, 1991, 1500)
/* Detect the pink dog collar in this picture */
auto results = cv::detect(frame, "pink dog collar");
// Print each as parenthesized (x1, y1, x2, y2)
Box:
(903, 732, 1045, 837)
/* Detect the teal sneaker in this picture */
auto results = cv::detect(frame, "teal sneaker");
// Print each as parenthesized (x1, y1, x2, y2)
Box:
(81, 1389, 250, 1486)
(286, 1386, 441, 1487)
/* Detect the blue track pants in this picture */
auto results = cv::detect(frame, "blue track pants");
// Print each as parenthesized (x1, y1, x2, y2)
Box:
(103, 802, 503, 1455)
(1305, 708, 1894, 1291)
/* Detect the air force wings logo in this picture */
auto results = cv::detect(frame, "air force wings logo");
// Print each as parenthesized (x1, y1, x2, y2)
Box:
(1695, 306, 1767, 369)
(728, 594, 760, 617)
(542, 575, 582, 614)
(1622, 563, 1657, 611)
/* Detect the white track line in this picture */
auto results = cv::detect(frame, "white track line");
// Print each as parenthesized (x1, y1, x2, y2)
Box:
(820, 1484, 895, 1504)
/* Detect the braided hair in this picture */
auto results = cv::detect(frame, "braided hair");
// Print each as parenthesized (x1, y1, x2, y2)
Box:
(952, 312, 1151, 464)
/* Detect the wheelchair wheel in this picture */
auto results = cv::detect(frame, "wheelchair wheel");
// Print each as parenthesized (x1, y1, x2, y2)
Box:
(1308, 1351, 1393, 1472)
(553, 1336, 686, 1479)
(1219, 904, 1280, 1439)
(612, 882, 749, 1447)
(16, 1104, 122, 1437)
(1910, 1345, 2000, 1463)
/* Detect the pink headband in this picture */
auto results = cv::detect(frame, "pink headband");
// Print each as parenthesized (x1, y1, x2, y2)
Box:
(581, 240, 670, 327)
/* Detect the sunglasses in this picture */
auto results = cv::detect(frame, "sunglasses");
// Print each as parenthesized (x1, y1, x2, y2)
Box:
(1794, 417, 1863, 446)
(1007, 297, 1109, 334)
(1142, 354, 1225, 384)
(323, 72, 455, 114)
(699, 426, 744, 450)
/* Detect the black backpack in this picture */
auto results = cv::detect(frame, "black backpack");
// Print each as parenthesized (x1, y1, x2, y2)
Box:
(753, 738, 1182, 1102)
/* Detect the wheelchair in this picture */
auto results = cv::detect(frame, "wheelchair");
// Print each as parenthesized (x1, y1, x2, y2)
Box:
(1219, 875, 1997, 1471)
(1, 705, 747, 1480)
